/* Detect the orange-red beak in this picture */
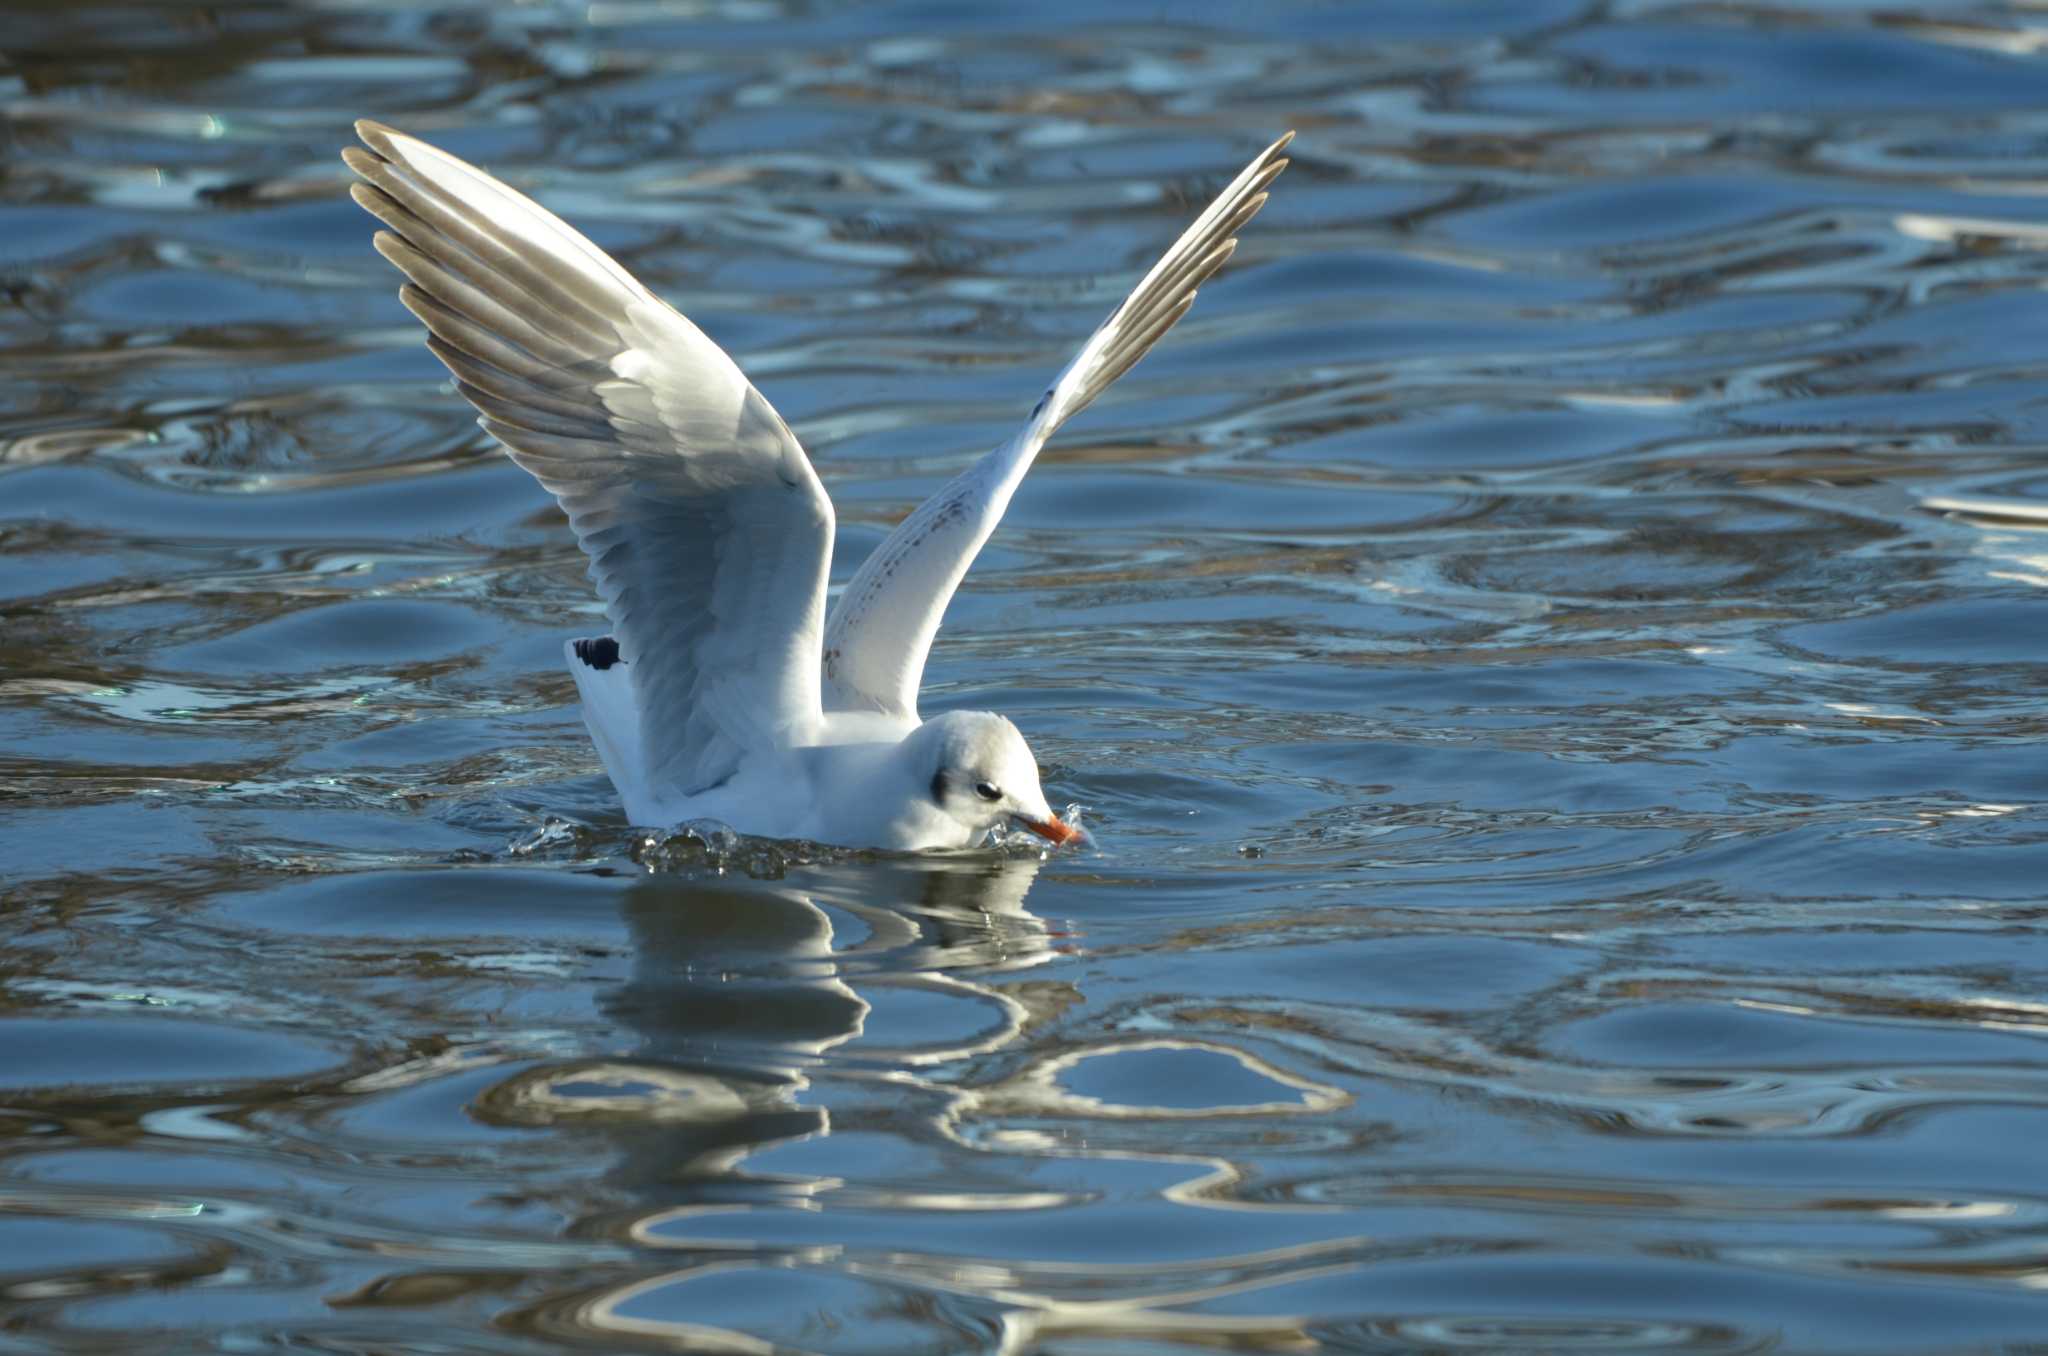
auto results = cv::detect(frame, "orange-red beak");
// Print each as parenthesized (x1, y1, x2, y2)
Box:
(1016, 813, 1081, 847)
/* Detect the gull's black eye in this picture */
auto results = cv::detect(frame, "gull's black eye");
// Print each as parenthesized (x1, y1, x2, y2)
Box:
(974, 780, 1002, 802)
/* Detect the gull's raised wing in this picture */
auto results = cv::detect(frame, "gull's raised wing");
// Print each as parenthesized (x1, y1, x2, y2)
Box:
(821, 133, 1292, 719)
(346, 121, 833, 795)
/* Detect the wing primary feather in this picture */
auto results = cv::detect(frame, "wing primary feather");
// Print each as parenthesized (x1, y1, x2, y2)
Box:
(1081, 239, 1234, 398)
(1088, 291, 1200, 400)
(352, 189, 615, 358)
(397, 285, 596, 399)
(1037, 140, 1289, 431)
(423, 335, 606, 424)
(819, 131, 1293, 719)
(454, 380, 615, 441)
(354, 120, 646, 299)
(372, 231, 595, 370)
(345, 152, 622, 341)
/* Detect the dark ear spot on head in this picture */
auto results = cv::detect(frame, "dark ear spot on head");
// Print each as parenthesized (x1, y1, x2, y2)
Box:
(930, 768, 948, 805)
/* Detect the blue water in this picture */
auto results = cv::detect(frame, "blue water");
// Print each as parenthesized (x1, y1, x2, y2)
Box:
(6, 3, 2048, 1351)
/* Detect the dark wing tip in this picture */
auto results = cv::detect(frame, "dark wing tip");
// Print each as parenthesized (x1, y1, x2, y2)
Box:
(573, 636, 624, 670)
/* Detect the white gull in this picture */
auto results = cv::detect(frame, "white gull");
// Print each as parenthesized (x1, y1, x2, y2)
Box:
(344, 121, 1290, 850)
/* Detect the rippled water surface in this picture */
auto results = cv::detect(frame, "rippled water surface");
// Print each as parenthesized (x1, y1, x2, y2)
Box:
(8, 2, 2048, 1351)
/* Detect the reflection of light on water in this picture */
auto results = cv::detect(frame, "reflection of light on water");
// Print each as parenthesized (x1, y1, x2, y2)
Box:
(579, 1264, 789, 1356)
(1869, 798, 2031, 839)
(1922, 494, 2048, 525)
(570, 1243, 1366, 1355)
(1921, 496, 2048, 587)
(1824, 701, 1937, 723)
(947, 1036, 1347, 1121)
(343, 1040, 556, 1094)
(1954, 993, 2048, 1035)
(1895, 213, 2048, 246)
(481, 1062, 770, 1126)
(0, 1188, 206, 1222)
(1886, 22, 2048, 59)
(47, 675, 391, 726)
(1880, 1200, 2016, 1220)
(1561, 389, 1687, 409)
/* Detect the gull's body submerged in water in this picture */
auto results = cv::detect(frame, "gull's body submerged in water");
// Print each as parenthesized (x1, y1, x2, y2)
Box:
(345, 122, 1290, 850)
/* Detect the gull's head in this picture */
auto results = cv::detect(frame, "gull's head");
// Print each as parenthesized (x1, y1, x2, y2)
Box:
(916, 711, 1078, 848)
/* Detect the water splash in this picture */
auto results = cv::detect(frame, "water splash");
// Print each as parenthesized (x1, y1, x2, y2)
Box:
(505, 815, 595, 860)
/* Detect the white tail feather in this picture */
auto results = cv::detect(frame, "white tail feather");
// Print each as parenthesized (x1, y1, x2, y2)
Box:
(563, 639, 653, 822)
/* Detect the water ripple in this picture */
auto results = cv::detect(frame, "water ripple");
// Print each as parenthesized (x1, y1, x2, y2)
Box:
(8, 3, 2048, 1352)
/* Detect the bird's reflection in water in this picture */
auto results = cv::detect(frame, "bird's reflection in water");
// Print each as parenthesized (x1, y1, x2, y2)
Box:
(483, 855, 1055, 1261)
(490, 860, 1360, 1354)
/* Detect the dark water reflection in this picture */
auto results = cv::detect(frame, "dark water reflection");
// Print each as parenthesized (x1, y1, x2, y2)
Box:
(8, 1, 2048, 1352)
